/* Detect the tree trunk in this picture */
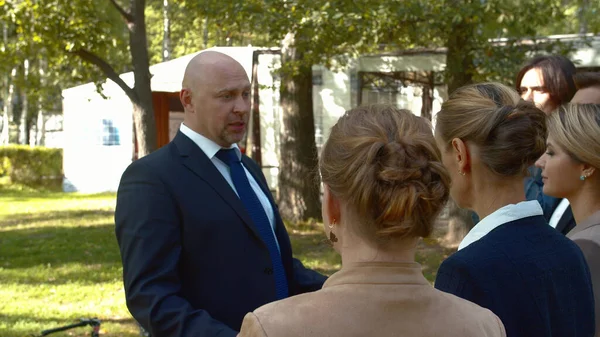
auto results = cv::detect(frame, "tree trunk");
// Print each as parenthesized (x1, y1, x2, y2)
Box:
(1, 67, 16, 145)
(443, 200, 474, 247)
(578, 0, 588, 34)
(445, 23, 475, 95)
(442, 8, 477, 246)
(203, 17, 209, 49)
(278, 33, 321, 222)
(162, 0, 171, 61)
(35, 109, 44, 146)
(18, 60, 29, 145)
(35, 57, 47, 146)
(130, 0, 157, 157)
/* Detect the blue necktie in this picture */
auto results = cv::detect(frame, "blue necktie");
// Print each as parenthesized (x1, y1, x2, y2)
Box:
(215, 148, 289, 299)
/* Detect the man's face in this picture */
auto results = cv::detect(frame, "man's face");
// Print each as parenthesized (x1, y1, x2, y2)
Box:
(519, 68, 556, 114)
(571, 86, 600, 104)
(183, 63, 251, 148)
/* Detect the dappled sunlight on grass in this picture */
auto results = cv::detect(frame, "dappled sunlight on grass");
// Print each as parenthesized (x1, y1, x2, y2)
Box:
(0, 190, 137, 337)
(286, 221, 342, 276)
(286, 219, 455, 283)
(0, 187, 454, 336)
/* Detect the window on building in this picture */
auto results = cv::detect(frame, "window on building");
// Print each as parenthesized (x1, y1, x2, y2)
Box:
(100, 119, 120, 146)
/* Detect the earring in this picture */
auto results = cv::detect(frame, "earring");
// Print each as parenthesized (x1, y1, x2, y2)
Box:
(459, 170, 465, 176)
(328, 219, 338, 243)
(580, 175, 586, 181)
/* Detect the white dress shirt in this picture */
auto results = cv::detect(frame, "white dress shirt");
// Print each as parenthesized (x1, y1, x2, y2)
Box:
(548, 198, 570, 229)
(458, 200, 543, 251)
(179, 123, 278, 242)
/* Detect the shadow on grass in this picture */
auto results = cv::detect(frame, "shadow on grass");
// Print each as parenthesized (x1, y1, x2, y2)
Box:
(0, 313, 137, 337)
(0, 313, 134, 325)
(0, 183, 116, 202)
(0, 193, 116, 204)
(0, 223, 123, 284)
(0, 210, 115, 228)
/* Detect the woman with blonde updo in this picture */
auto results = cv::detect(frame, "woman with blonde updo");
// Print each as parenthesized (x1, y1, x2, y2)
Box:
(434, 83, 594, 337)
(238, 104, 505, 337)
(536, 103, 600, 336)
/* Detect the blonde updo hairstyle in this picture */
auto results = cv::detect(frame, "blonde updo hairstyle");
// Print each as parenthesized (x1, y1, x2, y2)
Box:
(436, 82, 547, 177)
(319, 104, 450, 247)
(547, 103, 600, 170)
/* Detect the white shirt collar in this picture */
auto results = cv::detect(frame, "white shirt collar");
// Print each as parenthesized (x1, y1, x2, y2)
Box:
(548, 198, 570, 229)
(458, 200, 543, 251)
(179, 123, 240, 159)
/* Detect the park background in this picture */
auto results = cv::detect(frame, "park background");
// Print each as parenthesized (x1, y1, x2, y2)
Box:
(1, 0, 600, 336)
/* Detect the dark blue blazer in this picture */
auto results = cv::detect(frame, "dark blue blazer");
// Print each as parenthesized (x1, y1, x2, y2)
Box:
(435, 215, 595, 337)
(525, 166, 576, 234)
(115, 131, 326, 337)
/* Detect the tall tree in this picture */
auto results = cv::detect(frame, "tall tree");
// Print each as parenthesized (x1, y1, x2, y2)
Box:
(278, 33, 321, 221)
(4, 0, 157, 156)
(161, 0, 171, 61)
(96, 0, 156, 156)
(386, 0, 568, 244)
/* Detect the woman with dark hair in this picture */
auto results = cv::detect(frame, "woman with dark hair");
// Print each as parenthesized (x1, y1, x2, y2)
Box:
(515, 55, 577, 114)
(516, 55, 578, 234)
(434, 82, 594, 337)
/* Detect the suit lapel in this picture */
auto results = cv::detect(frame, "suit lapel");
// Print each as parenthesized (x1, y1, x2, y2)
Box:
(173, 132, 261, 240)
(556, 206, 575, 235)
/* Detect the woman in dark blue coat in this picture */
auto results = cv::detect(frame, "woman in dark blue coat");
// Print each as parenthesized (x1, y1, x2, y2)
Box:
(433, 82, 595, 337)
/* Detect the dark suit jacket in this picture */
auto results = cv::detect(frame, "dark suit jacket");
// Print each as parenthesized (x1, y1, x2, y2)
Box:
(435, 215, 595, 337)
(525, 166, 576, 234)
(115, 131, 326, 337)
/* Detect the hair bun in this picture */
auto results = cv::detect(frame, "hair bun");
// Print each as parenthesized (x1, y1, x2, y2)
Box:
(319, 104, 450, 245)
(437, 83, 547, 177)
(375, 138, 429, 184)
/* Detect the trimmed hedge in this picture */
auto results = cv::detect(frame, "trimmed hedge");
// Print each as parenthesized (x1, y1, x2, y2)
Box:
(0, 145, 63, 189)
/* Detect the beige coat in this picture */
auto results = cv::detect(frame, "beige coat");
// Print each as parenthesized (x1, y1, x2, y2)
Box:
(238, 262, 506, 337)
(568, 210, 600, 337)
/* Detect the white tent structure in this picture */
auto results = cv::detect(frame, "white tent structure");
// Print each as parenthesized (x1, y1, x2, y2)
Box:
(62, 47, 257, 193)
(62, 36, 600, 193)
(61, 46, 447, 193)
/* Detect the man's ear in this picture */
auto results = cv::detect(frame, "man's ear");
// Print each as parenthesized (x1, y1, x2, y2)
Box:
(180, 88, 192, 112)
(451, 138, 471, 174)
(324, 184, 341, 224)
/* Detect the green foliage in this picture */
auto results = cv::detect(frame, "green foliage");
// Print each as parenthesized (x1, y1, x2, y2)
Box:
(0, 145, 62, 189)
(1, 0, 132, 142)
(2, 0, 131, 86)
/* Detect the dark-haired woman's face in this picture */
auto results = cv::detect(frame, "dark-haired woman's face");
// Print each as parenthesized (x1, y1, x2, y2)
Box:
(535, 135, 584, 199)
(520, 68, 556, 114)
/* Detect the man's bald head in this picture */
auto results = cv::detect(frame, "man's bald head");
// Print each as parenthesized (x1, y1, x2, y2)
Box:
(182, 51, 247, 90)
(572, 72, 600, 104)
(179, 50, 251, 148)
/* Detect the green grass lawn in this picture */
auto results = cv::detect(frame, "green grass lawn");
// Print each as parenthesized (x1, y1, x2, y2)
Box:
(0, 184, 454, 337)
